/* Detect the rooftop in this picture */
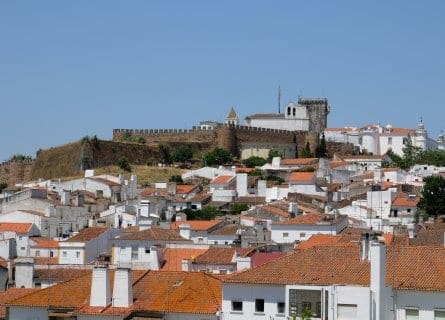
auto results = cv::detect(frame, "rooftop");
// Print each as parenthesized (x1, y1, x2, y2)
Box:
(63, 227, 109, 243)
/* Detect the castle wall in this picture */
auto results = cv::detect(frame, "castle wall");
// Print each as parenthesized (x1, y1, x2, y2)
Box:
(113, 128, 216, 144)
(0, 160, 34, 187)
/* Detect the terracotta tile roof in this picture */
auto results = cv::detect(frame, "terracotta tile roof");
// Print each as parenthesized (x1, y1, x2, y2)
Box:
(63, 227, 109, 243)
(161, 248, 208, 271)
(281, 158, 318, 166)
(224, 244, 369, 286)
(330, 161, 349, 169)
(176, 184, 198, 194)
(208, 224, 244, 236)
(34, 268, 90, 282)
(392, 193, 420, 207)
(34, 257, 59, 265)
(381, 128, 416, 135)
(30, 237, 59, 248)
(273, 213, 346, 226)
(297, 233, 340, 249)
(194, 247, 252, 265)
(247, 113, 285, 119)
(236, 167, 256, 173)
(117, 228, 188, 242)
(342, 155, 385, 160)
(210, 175, 235, 184)
(122, 226, 140, 233)
(0, 223, 33, 234)
(16, 209, 46, 216)
(289, 171, 315, 183)
(250, 252, 287, 268)
(171, 220, 223, 232)
(0, 288, 39, 318)
(87, 177, 121, 186)
(8, 270, 221, 316)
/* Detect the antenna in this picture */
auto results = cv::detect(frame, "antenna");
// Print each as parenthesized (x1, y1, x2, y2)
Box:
(278, 86, 281, 114)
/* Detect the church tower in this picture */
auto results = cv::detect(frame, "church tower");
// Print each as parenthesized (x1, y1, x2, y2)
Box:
(225, 107, 239, 125)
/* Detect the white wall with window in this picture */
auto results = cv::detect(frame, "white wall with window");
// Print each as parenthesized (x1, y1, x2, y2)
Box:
(395, 290, 445, 320)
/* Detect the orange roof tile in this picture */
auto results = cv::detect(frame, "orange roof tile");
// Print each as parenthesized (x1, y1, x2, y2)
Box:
(0, 288, 39, 318)
(194, 247, 252, 265)
(63, 227, 109, 243)
(31, 237, 59, 248)
(117, 228, 188, 241)
(171, 220, 223, 231)
(273, 213, 347, 226)
(289, 171, 315, 183)
(176, 184, 198, 194)
(0, 223, 33, 234)
(297, 233, 340, 249)
(392, 193, 420, 207)
(210, 175, 235, 184)
(281, 158, 318, 166)
(162, 248, 208, 271)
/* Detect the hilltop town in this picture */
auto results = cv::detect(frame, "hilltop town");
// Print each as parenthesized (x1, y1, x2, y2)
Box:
(1, 98, 445, 320)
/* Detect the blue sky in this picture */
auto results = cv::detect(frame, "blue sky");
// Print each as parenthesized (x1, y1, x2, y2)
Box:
(1, 1, 445, 161)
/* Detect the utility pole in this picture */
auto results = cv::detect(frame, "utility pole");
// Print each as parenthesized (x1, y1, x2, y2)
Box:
(278, 86, 281, 114)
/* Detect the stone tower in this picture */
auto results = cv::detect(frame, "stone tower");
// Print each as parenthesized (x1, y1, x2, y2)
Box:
(299, 98, 330, 133)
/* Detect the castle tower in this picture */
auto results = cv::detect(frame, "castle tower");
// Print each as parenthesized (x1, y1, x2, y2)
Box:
(415, 118, 427, 150)
(437, 131, 445, 150)
(225, 107, 239, 125)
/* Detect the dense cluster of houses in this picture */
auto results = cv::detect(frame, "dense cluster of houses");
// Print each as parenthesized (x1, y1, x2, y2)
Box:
(0, 146, 444, 319)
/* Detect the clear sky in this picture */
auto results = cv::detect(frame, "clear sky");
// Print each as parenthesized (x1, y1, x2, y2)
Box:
(1, 1, 445, 161)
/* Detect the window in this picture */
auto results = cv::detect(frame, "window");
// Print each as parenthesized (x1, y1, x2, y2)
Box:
(435, 310, 445, 320)
(232, 300, 243, 311)
(255, 299, 265, 313)
(219, 269, 227, 275)
(287, 107, 291, 116)
(300, 232, 306, 239)
(388, 137, 393, 145)
(62, 251, 67, 257)
(145, 247, 151, 254)
(50, 251, 54, 258)
(20, 247, 25, 251)
(76, 251, 80, 259)
(292, 108, 296, 116)
(406, 308, 419, 320)
(337, 304, 357, 319)
(283, 232, 289, 238)
(277, 302, 285, 314)
(35, 250, 40, 257)
(18, 236, 22, 240)
(302, 301, 311, 311)
(407, 208, 411, 213)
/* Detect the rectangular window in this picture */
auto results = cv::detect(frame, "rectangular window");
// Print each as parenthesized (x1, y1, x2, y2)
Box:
(255, 299, 265, 313)
(300, 232, 306, 239)
(219, 269, 227, 275)
(406, 308, 419, 320)
(283, 232, 289, 238)
(232, 300, 243, 311)
(277, 302, 285, 314)
(388, 137, 393, 145)
(50, 251, 54, 258)
(145, 247, 151, 254)
(131, 245, 138, 260)
(407, 208, 411, 213)
(18, 236, 23, 240)
(435, 310, 445, 320)
(35, 250, 40, 257)
(76, 251, 80, 259)
(302, 301, 311, 312)
(62, 251, 67, 257)
(20, 247, 25, 251)
(337, 304, 357, 318)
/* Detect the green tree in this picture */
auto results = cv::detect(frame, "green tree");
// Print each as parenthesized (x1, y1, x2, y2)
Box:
(300, 142, 313, 158)
(315, 133, 328, 158)
(229, 203, 249, 215)
(417, 175, 445, 220)
(117, 156, 132, 172)
(268, 149, 282, 161)
(172, 145, 193, 164)
(0, 182, 7, 193)
(159, 143, 172, 165)
(169, 174, 184, 184)
(242, 156, 267, 168)
(183, 206, 221, 220)
(202, 148, 232, 166)
(300, 307, 312, 320)
(401, 136, 422, 169)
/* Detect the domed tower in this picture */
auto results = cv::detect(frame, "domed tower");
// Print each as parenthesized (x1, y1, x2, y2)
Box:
(225, 107, 239, 126)
(415, 118, 427, 150)
(437, 131, 445, 150)
(360, 125, 379, 155)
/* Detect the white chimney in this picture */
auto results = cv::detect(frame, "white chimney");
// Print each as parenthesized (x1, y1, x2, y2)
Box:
(90, 266, 111, 307)
(179, 224, 191, 240)
(182, 259, 192, 271)
(288, 202, 299, 216)
(235, 256, 251, 271)
(370, 240, 386, 320)
(112, 267, 133, 308)
(236, 173, 248, 197)
(85, 169, 95, 178)
(257, 180, 267, 197)
(60, 190, 70, 205)
(407, 223, 416, 239)
(271, 157, 281, 169)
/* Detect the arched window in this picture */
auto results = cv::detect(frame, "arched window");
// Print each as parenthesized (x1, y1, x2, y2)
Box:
(292, 108, 296, 116)
(287, 107, 291, 116)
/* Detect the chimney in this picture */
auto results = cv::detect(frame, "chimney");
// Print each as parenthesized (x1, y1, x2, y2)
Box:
(370, 239, 386, 320)
(235, 256, 251, 271)
(360, 232, 371, 261)
(271, 157, 281, 169)
(178, 224, 191, 240)
(407, 223, 416, 239)
(236, 173, 248, 197)
(182, 259, 192, 271)
(167, 182, 177, 195)
(112, 267, 133, 308)
(257, 180, 267, 197)
(90, 266, 111, 307)
(288, 202, 299, 216)
(14, 258, 34, 288)
(60, 190, 70, 205)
